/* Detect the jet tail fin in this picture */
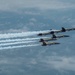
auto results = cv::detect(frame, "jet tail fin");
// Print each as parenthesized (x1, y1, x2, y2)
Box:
(61, 27, 66, 32)
(39, 39, 44, 42)
(52, 34, 57, 38)
(42, 41, 47, 46)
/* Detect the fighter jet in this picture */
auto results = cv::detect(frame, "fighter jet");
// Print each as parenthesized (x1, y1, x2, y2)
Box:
(42, 40, 60, 46)
(52, 34, 69, 38)
(38, 27, 75, 36)
(39, 34, 69, 42)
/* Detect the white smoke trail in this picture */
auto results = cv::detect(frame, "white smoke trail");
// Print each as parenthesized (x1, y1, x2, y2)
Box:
(0, 36, 47, 43)
(0, 37, 48, 43)
(0, 30, 50, 39)
(0, 40, 36, 46)
(0, 44, 40, 50)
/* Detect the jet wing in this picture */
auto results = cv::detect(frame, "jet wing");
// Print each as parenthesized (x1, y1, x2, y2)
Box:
(56, 35, 70, 38)
(40, 38, 57, 42)
(47, 42, 60, 45)
(53, 30, 62, 33)
(42, 41, 60, 46)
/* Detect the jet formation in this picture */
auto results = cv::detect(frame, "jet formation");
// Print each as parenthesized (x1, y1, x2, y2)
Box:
(38, 27, 75, 46)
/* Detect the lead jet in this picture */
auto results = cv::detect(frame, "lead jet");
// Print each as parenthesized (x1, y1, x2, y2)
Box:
(38, 27, 75, 36)
(40, 34, 69, 42)
(42, 40, 60, 46)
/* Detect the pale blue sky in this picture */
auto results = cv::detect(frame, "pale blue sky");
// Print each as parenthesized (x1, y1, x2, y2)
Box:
(0, 0, 75, 11)
(0, 0, 75, 75)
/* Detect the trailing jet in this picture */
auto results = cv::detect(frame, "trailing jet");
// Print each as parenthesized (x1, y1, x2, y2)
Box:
(38, 27, 75, 36)
(39, 34, 69, 42)
(52, 34, 69, 38)
(42, 41, 60, 46)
